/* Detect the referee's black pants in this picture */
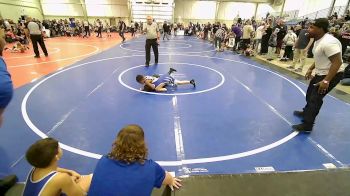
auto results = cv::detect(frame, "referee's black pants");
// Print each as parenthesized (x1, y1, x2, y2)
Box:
(30, 34, 48, 57)
(84, 26, 90, 37)
(302, 72, 343, 127)
(145, 39, 158, 65)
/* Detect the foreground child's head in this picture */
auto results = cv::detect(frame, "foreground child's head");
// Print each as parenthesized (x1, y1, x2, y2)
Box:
(26, 138, 62, 168)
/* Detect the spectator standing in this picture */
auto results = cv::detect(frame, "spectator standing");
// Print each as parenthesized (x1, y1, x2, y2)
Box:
(287, 27, 314, 72)
(281, 29, 297, 61)
(163, 21, 170, 40)
(119, 20, 126, 42)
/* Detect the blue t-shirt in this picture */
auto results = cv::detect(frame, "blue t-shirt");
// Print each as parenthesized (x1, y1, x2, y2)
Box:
(88, 156, 166, 196)
(0, 57, 13, 108)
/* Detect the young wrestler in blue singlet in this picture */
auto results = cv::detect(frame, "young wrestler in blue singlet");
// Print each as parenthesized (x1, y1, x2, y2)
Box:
(136, 68, 196, 92)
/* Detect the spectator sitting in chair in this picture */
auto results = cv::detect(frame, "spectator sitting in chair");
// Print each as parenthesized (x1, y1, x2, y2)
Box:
(244, 44, 255, 57)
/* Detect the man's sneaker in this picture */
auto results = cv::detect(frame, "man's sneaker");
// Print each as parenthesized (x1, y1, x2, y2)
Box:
(292, 123, 313, 133)
(190, 79, 196, 88)
(287, 65, 294, 69)
(295, 67, 302, 72)
(34, 55, 40, 58)
(145, 63, 149, 67)
(293, 110, 304, 118)
(168, 68, 177, 75)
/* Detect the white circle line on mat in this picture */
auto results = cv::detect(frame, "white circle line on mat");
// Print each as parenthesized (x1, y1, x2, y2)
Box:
(22, 54, 304, 166)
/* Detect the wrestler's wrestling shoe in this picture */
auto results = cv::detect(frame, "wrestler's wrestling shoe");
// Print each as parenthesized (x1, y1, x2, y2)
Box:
(168, 68, 177, 75)
(190, 79, 196, 88)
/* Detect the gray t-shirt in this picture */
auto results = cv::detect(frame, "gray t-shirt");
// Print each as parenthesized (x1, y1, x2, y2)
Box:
(296, 29, 310, 49)
(143, 22, 159, 39)
(27, 21, 41, 35)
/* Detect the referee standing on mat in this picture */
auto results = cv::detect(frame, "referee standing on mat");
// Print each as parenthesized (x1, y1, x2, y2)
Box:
(143, 16, 160, 67)
(26, 17, 48, 58)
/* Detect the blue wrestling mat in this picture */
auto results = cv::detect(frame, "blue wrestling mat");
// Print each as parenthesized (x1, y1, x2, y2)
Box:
(1, 36, 350, 181)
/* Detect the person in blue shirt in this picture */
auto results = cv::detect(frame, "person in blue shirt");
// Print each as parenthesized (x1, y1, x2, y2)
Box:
(88, 124, 182, 196)
(23, 138, 92, 196)
(0, 37, 17, 196)
(0, 37, 13, 127)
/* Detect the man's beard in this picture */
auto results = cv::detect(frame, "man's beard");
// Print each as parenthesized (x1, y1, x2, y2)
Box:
(305, 32, 313, 38)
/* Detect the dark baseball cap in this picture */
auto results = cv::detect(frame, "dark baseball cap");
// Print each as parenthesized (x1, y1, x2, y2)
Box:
(311, 18, 329, 32)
